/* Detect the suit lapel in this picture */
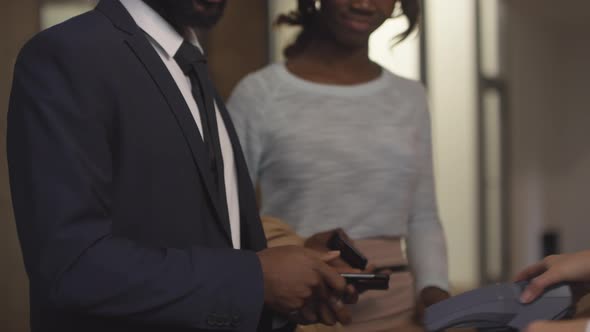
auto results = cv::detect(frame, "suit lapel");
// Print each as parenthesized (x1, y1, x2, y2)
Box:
(96, 0, 232, 243)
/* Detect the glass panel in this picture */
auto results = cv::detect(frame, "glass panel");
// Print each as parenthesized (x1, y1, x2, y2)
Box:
(424, 0, 479, 290)
(479, 0, 500, 78)
(483, 88, 503, 281)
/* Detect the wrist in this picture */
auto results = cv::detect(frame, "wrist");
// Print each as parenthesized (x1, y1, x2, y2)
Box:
(420, 286, 450, 307)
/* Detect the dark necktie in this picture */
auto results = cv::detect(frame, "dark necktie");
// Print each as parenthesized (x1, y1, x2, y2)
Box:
(174, 41, 227, 209)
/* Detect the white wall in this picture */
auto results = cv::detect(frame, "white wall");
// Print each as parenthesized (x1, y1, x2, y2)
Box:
(424, 0, 479, 290)
(369, 16, 420, 80)
(507, 0, 590, 274)
(268, 0, 298, 63)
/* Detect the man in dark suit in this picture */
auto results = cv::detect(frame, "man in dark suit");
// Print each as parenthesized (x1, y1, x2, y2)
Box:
(6, 0, 356, 331)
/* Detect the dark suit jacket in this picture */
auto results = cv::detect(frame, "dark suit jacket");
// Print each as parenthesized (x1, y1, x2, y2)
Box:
(7, 1, 281, 331)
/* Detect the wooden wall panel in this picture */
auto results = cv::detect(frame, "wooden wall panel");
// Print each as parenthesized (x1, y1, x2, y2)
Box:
(0, 2, 39, 331)
(206, 1, 269, 100)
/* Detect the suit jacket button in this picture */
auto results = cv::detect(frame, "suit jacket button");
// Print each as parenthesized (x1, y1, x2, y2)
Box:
(217, 315, 228, 327)
(231, 314, 240, 327)
(206, 315, 216, 326)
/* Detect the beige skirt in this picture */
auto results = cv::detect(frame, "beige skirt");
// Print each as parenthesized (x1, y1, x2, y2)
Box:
(297, 237, 423, 332)
(342, 237, 423, 332)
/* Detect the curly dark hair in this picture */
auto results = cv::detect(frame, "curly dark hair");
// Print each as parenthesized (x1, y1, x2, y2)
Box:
(277, 0, 421, 58)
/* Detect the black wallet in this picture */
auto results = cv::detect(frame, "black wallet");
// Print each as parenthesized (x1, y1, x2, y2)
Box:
(327, 231, 368, 270)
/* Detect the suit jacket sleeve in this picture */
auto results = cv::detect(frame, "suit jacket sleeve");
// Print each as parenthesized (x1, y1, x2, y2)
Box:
(7, 32, 264, 331)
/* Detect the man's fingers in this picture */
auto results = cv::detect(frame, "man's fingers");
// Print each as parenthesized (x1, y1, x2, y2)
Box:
(319, 250, 341, 263)
(329, 258, 357, 271)
(364, 263, 377, 273)
(317, 302, 337, 326)
(313, 274, 330, 301)
(315, 261, 347, 295)
(334, 266, 362, 274)
(520, 272, 560, 303)
(329, 296, 352, 325)
(515, 262, 547, 282)
(299, 304, 318, 324)
(342, 284, 358, 304)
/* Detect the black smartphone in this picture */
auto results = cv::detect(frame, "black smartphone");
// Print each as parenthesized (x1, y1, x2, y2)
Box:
(340, 273, 390, 290)
(327, 231, 368, 270)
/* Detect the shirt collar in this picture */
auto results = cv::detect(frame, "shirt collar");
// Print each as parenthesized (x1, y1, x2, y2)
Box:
(119, 0, 203, 58)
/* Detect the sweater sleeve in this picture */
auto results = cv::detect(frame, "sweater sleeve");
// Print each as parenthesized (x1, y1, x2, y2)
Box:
(226, 73, 270, 185)
(406, 84, 450, 293)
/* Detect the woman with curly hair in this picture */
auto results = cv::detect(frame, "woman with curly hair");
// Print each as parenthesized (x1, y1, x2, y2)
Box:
(228, 1, 450, 330)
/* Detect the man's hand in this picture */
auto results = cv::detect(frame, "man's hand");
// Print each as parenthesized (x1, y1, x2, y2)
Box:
(295, 269, 358, 326)
(414, 286, 450, 324)
(304, 229, 352, 252)
(516, 251, 590, 303)
(257, 246, 354, 325)
(304, 229, 371, 274)
(296, 285, 357, 326)
(525, 319, 589, 332)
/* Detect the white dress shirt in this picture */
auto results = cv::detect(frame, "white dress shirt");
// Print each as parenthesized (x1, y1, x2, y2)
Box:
(120, 0, 241, 249)
(586, 321, 590, 332)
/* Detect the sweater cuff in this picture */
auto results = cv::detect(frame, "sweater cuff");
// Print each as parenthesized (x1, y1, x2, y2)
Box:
(414, 275, 450, 295)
